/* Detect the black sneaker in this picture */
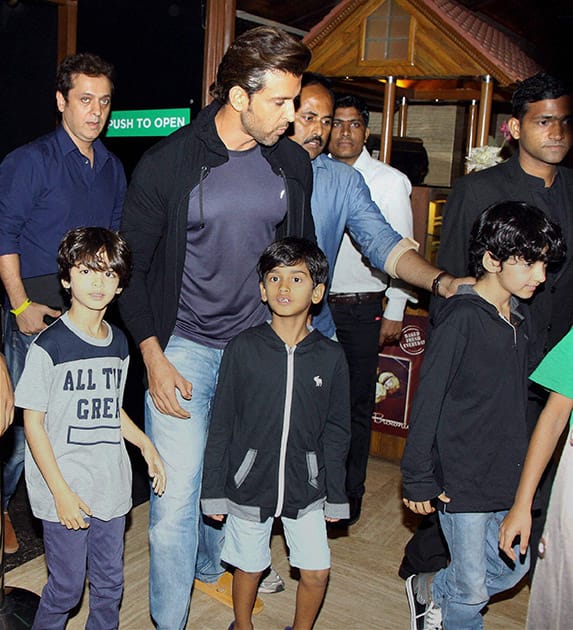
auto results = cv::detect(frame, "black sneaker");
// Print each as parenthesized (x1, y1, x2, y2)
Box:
(405, 573, 442, 630)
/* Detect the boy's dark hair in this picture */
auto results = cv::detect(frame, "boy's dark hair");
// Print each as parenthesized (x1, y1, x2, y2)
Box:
(56, 53, 115, 99)
(469, 201, 566, 278)
(334, 94, 369, 126)
(512, 72, 568, 121)
(58, 227, 132, 288)
(210, 26, 311, 103)
(257, 237, 329, 287)
(295, 72, 335, 111)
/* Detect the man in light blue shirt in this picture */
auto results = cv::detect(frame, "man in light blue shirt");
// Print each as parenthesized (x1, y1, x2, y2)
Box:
(289, 73, 463, 337)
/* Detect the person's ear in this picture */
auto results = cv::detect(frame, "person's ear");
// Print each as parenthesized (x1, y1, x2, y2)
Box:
(259, 281, 268, 303)
(364, 127, 371, 144)
(482, 251, 502, 273)
(56, 91, 66, 114)
(312, 283, 326, 304)
(115, 286, 123, 296)
(61, 278, 71, 290)
(228, 85, 249, 113)
(507, 117, 521, 141)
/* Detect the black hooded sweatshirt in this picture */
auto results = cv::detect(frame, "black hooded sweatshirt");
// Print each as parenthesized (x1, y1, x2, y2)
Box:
(401, 286, 531, 513)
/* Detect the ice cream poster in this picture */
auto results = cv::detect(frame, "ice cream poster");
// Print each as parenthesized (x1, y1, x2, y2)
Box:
(371, 315, 427, 438)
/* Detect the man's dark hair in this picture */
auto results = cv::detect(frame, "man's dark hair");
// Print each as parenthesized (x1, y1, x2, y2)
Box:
(295, 72, 335, 111)
(210, 26, 311, 103)
(56, 53, 115, 100)
(334, 94, 369, 126)
(58, 227, 132, 288)
(257, 237, 329, 287)
(469, 201, 566, 278)
(512, 72, 568, 121)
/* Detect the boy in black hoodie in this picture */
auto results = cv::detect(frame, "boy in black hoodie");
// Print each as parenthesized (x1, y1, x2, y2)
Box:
(401, 201, 565, 630)
(201, 237, 350, 630)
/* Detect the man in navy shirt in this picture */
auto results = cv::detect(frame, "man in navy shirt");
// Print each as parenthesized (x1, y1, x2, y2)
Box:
(0, 52, 126, 553)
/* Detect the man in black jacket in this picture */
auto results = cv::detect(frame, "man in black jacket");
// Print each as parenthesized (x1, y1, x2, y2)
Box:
(119, 27, 314, 630)
(400, 73, 573, 592)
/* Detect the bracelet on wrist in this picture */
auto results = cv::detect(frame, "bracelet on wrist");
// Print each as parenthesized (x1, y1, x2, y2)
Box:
(431, 271, 449, 297)
(10, 298, 32, 317)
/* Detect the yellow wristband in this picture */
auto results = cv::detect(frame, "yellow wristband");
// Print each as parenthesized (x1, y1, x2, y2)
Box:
(10, 298, 32, 317)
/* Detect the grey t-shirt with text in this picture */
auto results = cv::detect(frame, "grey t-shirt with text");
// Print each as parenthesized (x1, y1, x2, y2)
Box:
(15, 312, 132, 522)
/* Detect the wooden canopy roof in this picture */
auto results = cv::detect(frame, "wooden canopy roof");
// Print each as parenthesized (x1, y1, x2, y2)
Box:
(304, 0, 542, 100)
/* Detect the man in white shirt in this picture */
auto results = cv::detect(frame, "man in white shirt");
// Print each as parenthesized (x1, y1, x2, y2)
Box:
(328, 95, 415, 525)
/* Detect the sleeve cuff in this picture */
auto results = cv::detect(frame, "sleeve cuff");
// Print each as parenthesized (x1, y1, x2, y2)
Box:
(325, 501, 350, 520)
(384, 238, 419, 279)
(200, 498, 228, 516)
(383, 297, 408, 321)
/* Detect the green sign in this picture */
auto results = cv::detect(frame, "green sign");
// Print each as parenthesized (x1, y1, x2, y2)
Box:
(106, 108, 190, 137)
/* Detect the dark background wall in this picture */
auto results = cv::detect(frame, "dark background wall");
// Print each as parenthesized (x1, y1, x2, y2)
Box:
(0, 1, 58, 159)
(0, 0, 206, 430)
(0, 0, 205, 173)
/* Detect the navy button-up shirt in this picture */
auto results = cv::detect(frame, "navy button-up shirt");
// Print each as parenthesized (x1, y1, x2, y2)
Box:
(0, 125, 126, 279)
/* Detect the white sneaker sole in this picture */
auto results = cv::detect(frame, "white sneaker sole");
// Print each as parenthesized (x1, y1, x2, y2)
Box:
(405, 575, 419, 630)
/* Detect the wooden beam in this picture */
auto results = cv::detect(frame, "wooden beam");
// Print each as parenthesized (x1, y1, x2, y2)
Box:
(476, 74, 494, 147)
(329, 78, 509, 111)
(397, 96, 408, 137)
(202, 0, 236, 107)
(466, 98, 478, 154)
(56, 0, 78, 62)
(380, 76, 396, 163)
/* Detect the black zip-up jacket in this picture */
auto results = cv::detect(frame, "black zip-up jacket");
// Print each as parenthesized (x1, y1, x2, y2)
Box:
(438, 153, 573, 362)
(401, 286, 531, 512)
(201, 324, 351, 522)
(119, 101, 315, 349)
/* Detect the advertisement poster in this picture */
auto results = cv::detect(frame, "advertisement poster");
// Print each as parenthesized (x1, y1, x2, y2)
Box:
(371, 313, 428, 438)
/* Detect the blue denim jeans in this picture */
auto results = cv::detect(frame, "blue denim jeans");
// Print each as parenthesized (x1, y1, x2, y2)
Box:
(2, 313, 34, 510)
(146, 335, 225, 630)
(34, 516, 125, 630)
(432, 510, 530, 630)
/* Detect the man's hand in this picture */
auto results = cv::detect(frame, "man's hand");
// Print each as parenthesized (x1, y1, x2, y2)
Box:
(141, 338, 192, 419)
(15, 302, 61, 335)
(437, 274, 475, 298)
(498, 505, 531, 561)
(379, 317, 402, 346)
(393, 250, 475, 298)
(0, 355, 14, 435)
(402, 492, 450, 515)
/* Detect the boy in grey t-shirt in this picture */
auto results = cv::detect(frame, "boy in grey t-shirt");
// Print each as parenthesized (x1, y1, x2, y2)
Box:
(15, 227, 165, 629)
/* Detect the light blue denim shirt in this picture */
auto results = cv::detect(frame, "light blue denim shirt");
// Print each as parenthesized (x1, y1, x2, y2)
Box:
(311, 154, 403, 337)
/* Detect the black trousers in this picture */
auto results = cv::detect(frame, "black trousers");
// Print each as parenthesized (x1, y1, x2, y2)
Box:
(331, 300, 383, 499)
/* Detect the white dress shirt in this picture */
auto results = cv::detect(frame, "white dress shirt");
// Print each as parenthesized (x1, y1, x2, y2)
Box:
(330, 146, 416, 320)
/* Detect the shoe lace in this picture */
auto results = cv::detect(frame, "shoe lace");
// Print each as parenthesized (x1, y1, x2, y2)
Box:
(422, 602, 442, 630)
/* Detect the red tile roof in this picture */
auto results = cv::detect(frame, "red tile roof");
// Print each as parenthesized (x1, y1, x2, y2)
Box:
(422, 0, 541, 82)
